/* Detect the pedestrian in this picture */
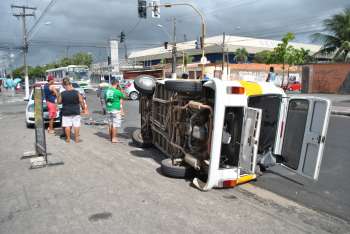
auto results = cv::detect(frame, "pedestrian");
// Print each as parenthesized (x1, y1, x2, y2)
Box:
(44, 75, 58, 134)
(266, 66, 277, 84)
(97, 82, 109, 115)
(57, 78, 86, 143)
(104, 79, 126, 143)
(0, 79, 2, 92)
(116, 82, 125, 117)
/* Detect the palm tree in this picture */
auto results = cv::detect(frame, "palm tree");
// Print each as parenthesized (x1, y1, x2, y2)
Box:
(313, 8, 350, 62)
(234, 48, 249, 63)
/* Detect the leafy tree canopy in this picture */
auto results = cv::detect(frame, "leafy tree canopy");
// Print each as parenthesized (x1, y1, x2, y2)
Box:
(312, 8, 350, 62)
(12, 52, 93, 79)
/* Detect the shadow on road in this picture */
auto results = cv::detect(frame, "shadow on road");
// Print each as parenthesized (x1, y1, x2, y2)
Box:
(94, 131, 130, 141)
(129, 148, 164, 166)
(260, 169, 305, 186)
(122, 126, 138, 136)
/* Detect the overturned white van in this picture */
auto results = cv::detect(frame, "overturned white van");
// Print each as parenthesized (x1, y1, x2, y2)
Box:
(132, 76, 331, 191)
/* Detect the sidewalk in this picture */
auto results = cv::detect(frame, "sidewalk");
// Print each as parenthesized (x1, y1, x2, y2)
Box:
(289, 93, 350, 117)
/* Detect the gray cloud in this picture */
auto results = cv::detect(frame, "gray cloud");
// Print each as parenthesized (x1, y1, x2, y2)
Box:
(0, 0, 349, 66)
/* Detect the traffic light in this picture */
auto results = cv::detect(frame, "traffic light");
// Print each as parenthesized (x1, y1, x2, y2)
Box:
(138, 0, 147, 18)
(195, 40, 199, 49)
(107, 56, 111, 65)
(151, 1, 160, 18)
(164, 42, 168, 50)
(120, 31, 126, 43)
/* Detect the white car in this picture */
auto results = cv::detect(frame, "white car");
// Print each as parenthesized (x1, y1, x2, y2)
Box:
(123, 80, 139, 100)
(25, 82, 86, 128)
(25, 82, 62, 128)
(132, 76, 331, 191)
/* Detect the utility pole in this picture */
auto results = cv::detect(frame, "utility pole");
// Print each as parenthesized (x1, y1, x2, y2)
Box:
(171, 17, 177, 79)
(11, 4, 36, 100)
(221, 32, 225, 79)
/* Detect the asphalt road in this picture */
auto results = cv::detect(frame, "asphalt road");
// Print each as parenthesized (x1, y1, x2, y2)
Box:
(1, 91, 349, 233)
(99, 92, 350, 222)
(253, 115, 350, 222)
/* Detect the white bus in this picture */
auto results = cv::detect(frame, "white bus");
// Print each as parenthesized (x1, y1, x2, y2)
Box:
(46, 65, 91, 90)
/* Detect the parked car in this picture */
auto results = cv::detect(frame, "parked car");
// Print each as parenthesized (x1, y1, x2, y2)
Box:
(285, 81, 301, 92)
(132, 76, 331, 191)
(124, 80, 139, 100)
(25, 81, 86, 128)
(25, 82, 62, 128)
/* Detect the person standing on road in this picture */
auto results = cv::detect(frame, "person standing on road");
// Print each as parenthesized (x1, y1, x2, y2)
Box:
(44, 75, 58, 134)
(266, 66, 277, 84)
(58, 78, 86, 143)
(97, 82, 109, 115)
(104, 79, 126, 143)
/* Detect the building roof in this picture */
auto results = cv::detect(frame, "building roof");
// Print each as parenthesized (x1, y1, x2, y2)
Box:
(128, 35, 321, 61)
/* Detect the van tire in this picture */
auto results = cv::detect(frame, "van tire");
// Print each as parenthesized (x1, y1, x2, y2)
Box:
(165, 80, 202, 93)
(161, 158, 192, 178)
(132, 129, 152, 148)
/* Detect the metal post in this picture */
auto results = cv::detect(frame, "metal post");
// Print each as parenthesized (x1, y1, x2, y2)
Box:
(221, 32, 225, 79)
(171, 17, 177, 79)
(150, 3, 206, 79)
(11, 4, 36, 100)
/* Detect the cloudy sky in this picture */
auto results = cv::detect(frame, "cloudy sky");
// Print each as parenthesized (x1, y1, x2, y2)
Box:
(0, 0, 349, 67)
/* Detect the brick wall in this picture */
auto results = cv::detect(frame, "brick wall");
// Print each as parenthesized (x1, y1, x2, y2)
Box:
(302, 64, 350, 94)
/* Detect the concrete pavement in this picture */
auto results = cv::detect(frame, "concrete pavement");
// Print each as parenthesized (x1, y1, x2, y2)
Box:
(1, 95, 350, 233)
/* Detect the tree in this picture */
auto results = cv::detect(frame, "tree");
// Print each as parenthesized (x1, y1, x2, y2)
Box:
(270, 32, 295, 64)
(234, 48, 249, 63)
(312, 8, 350, 62)
(71, 52, 93, 66)
(253, 50, 272, 63)
(12, 66, 25, 78)
(29, 66, 45, 79)
(60, 57, 73, 67)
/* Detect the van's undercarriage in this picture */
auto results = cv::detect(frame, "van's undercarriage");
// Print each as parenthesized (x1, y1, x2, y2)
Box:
(132, 76, 331, 190)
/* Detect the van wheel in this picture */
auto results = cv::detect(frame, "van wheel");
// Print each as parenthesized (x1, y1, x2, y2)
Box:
(132, 129, 152, 148)
(161, 159, 193, 178)
(165, 80, 202, 93)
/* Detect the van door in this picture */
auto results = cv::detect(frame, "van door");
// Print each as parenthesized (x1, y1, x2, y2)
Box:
(239, 108, 262, 174)
(281, 97, 331, 180)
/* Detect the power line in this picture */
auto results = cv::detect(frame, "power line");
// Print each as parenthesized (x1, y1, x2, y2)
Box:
(28, 0, 57, 40)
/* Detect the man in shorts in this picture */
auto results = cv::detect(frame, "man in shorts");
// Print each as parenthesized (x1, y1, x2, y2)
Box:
(44, 75, 58, 133)
(104, 79, 126, 143)
(58, 78, 86, 143)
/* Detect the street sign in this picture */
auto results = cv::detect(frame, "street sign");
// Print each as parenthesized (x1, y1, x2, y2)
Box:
(34, 87, 47, 163)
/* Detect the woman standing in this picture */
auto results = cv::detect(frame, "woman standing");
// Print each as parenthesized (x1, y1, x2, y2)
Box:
(58, 78, 86, 143)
